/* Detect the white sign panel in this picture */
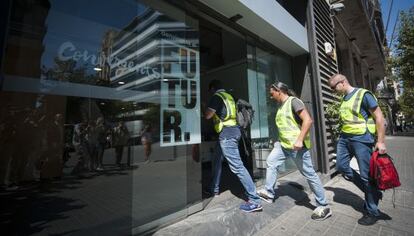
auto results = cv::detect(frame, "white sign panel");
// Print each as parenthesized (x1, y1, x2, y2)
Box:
(160, 39, 201, 147)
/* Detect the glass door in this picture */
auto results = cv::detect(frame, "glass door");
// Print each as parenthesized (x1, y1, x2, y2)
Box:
(246, 45, 297, 180)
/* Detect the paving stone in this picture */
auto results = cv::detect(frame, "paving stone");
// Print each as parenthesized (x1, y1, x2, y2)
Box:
(153, 135, 414, 236)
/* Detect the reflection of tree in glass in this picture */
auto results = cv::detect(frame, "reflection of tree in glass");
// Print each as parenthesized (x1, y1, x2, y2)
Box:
(99, 100, 136, 119)
(98, 102, 159, 125)
(100, 102, 160, 141)
(42, 57, 107, 86)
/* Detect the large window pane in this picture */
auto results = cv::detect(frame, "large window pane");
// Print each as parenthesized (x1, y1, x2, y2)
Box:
(0, 0, 200, 235)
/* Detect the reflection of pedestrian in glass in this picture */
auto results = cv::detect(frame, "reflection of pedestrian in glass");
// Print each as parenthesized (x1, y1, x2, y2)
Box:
(257, 82, 331, 220)
(113, 121, 129, 167)
(95, 117, 107, 171)
(9, 108, 41, 185)
(0, 107, 21, 186)
(86, 120, 97, 170)
(73, 121, 89, 172)
(41, 113, 64, 179)
(86, 117, 106, 171)
(140, 125, 152, 164)
(205, 79, 262, 212)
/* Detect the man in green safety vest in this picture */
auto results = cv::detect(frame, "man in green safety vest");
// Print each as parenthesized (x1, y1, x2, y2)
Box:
(328, 74, 387, 226)
(256, 82, 332, 221)
(204, 79, 262, 213)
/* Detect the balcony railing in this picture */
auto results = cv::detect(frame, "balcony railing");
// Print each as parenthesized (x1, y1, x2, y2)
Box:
(362, 0, 386, 57)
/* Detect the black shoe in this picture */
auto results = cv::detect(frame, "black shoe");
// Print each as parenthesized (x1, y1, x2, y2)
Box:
(203, 189, 219, 197)
(358, 214, 378, 226)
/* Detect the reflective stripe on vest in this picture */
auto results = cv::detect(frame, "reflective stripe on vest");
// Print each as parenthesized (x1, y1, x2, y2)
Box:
(212, 91, 237, 133)
(275, 97, 311, 149)
(339, 88, 377, 135)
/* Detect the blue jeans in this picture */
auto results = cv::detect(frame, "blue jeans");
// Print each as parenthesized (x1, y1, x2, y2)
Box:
(211, 134, 261, 205)
(336, 137, 381, 216)
(264, 142, 327, 206)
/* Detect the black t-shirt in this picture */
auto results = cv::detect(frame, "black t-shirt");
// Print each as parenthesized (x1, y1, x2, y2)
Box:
(208, 92, 227, 120)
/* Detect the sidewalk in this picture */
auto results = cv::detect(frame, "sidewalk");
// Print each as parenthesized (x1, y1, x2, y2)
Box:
(153, 135, 414, 236)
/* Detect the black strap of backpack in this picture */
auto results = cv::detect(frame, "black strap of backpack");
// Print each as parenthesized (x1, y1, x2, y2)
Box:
(240, 129, 249, 156)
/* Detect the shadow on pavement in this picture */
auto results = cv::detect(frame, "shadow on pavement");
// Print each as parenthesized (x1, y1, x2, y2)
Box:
(201, 161, 316, 210)
(325, 186, 392, 221)
(275, 182, 315, 210)
(201, 162, 247, 201)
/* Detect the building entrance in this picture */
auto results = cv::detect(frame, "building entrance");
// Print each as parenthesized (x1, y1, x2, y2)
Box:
(198, 19, 299, 199)
(198, 19, 251, 198)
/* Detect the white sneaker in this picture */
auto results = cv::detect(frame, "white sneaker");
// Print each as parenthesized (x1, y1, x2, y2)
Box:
(257, 189, 274, 203)
(311, 206, 332, 221)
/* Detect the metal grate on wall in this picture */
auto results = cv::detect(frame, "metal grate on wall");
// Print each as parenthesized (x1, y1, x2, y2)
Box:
(308, 0, 339, 176)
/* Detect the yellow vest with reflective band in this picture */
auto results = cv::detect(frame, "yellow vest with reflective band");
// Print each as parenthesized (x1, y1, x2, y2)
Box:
(212, 91, 237, 133)
(339, 88, 377, 135)
(275, 96, 311, 149)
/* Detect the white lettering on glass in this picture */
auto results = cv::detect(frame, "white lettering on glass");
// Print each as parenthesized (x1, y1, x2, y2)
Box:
(57, 41, 160, 79)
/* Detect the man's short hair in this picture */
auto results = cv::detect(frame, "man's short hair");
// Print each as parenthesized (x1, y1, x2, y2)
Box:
(209, 79, 222, 91)
(328, 74, 347, 84)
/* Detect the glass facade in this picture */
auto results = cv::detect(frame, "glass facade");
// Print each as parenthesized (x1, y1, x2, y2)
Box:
(1, 1, 200, 234)
(0, 0, 296, 234)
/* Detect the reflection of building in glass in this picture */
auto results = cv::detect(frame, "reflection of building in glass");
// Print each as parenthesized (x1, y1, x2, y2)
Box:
(98, 29, 117, 83)
(100, 9, 198, 137)
(5, 0, 50, 78)
(107, 9, 198, 92)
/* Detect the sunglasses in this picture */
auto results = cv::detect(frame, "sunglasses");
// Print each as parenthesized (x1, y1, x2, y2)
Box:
(330, 80, 344, 90)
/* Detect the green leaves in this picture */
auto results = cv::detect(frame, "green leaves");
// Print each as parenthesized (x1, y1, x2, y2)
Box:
(393, 7, 414, 121)
(325, 101, 342, 142)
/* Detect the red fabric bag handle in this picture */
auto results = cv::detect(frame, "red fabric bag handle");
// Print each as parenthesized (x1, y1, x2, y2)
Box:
(370, 150, 379, 180)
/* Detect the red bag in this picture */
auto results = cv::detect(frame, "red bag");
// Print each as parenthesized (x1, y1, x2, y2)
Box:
(369, 151, 401, 190)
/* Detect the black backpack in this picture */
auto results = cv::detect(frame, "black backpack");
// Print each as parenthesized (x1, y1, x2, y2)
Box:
(236, 99, 255, 129)
(236, 99, 254, 171)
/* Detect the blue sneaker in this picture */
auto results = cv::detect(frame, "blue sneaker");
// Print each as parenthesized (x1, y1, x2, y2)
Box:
(239, 202, 263, 213)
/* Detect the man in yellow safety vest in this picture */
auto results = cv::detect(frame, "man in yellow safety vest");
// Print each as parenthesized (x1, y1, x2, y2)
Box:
(256, 81, 331, 221)
(328, 74, 387, 226)
(204, 79, 262, 213)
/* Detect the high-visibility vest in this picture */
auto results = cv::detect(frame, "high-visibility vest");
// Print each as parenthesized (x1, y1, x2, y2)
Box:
(340, 88, 377, 135)
(275, 96, 311, 149)
(213, 91, 237, 133)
